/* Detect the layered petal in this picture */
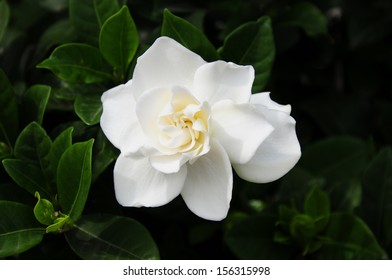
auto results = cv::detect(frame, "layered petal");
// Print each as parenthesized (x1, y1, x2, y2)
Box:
(193, 61, 254, 105)
(211, 100, 274, 164)
(131, 37, 206, 100)
(250, 92, 292, 113)
(181, 140, 232, 221)
(233, 94, 301, 183)
(114, 153, 187, 207)
(100, 80, 144, 153)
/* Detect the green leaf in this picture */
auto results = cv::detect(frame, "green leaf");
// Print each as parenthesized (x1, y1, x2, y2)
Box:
(2, 159, 52, 198)
(289, 214, 316, 244)
(99, 5, 138, 76)
(69, 0, 120, 46)
(318, 213, 387, 259)
(34, 192, 56, 226)
(0, 200, 45, 257)
(65, 214, 160, 260)
(0, 69, 18, 145)
(14, 122, 53, 186)
(162, 9, 219, 62)
(279, 1, 328, 37)
(219, 17, 275, 92)
(299, 136, 369, 182)
(22, 85, 51, 125)
(37, 43, 113, 84)
(46, 215, 72, 234)
(57, 139, 94, 222)
(225, 214, 295, 259)
(50, 127, 73, 178)
(304, 186, 330, 232)
(361, 147, 392, 246)
(0, 0, 10, 43)
(92, 130, 118, 181)
(74, 94, 103, 125)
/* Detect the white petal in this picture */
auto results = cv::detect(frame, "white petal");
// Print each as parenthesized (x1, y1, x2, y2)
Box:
(181, 140, 233, 221)
(251, 92, 292, 114)
(193, 61, 254, 105)
(233, 104, 301, 183)
(131, 37, 206, 100)
(100, 80, 144, 153)
(114, 153, 187, 207)
(211, 100, 274, 164)
(136, 87, 172, 147)
(149, 153, 187, 174)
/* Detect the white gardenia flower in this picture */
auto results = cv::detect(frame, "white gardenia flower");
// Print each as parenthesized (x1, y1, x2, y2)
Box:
(100, 36, 301, 221)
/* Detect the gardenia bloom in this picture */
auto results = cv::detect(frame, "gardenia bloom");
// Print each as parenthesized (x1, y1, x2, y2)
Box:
(100, 36, 301, 221)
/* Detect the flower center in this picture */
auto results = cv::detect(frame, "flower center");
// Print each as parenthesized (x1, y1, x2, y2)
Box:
(158, 100, 209, 157)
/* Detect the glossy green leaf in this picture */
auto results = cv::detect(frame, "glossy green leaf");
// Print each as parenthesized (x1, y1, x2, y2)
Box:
(65, 214, 160, 260)
(304, 186, 330, 232)
(22, 85, 51, 125)
(74, 94, 103, 125)
(14, 122, 53, 187)
(57, 139, 94, 222)
(34, 192, 56, 226)
(0, 69, 18, 145)
(299, 136, 369, 182)
(225, 214, 295, 259)
(318, 213, 387, 259)
(0, 201, 45, 257)
(49, 127, 73, 178)
(99, 5, 138, 75)
(2, 159, 52, 198)
(92, 130, 118, 181)
(37, 43, 113, 84)
(69, 0, 120, 46)
(219, 17, 275, 92)
(0, 0, 10, 43)
(361, 147, 392, 246)
(162, 9, 219, 62)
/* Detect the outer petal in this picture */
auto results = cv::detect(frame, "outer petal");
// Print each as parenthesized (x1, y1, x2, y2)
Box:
(100, 80, 144, 153)
(114, 153, 187, 207)
(193, 61, 254, 105)
(233, 94, 301, 183)
(211, 100, 274, 164)
(131, 36, 206, 100)
(251, 92, 292, 113)
(181, 140, 233, 221)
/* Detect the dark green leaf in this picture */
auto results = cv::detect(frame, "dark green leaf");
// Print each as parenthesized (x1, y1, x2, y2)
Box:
(65, 214, 160, 260)
(69, 0, 120, 46)
(225, 214, 295, 259)
(0, 69, 18, 145)
(22, 85, 51, 125)
(35, 20, 76, 61)
(318, 213, 387, 259)
(162, 9, 219, 62)
(99, 5, 138, 75)
(74, 94, 103, 125)
(34, 192, 56, 226)
(38, 0, 68, 12)
(37, 43, 113, 84)
(289, 214, 316, 243)
(279, 2, 328, 37)
(361, 147, 392, 246)
(2, 159, 52, 198)
(14, 122, 53, 187)
(304, 186, 330, 232)
(57, 139, 94, 222)
(0, 0, 10, 43)
(219, 17, 275, 92)
(299, 136, 369, 182)
(92, 130, 118, 181)
(0, 200, 45, 257)
(50, 127, 73, 178)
